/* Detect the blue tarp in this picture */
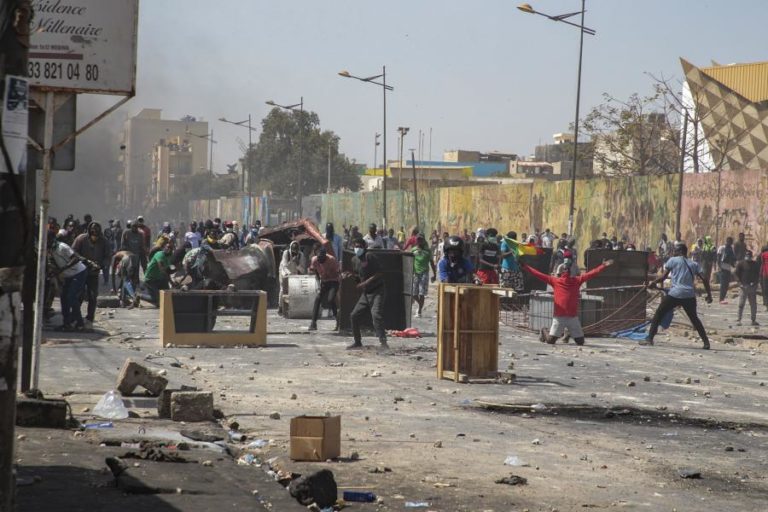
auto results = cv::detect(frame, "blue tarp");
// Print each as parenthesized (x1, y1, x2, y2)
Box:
(611, 310, 673, 341)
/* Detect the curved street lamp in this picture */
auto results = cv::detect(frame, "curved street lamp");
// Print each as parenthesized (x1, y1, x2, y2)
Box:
(518, 1, 596, 236)
(265, 97, 304, 217)
(338, 66, 393, 228)
(219, 116, 257, 194)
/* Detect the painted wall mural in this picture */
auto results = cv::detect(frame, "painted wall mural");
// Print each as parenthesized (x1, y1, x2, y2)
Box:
(192, 169, 768, 252)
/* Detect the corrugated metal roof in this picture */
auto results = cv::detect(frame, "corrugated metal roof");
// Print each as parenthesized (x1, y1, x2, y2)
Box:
(701, 61, 768, 102)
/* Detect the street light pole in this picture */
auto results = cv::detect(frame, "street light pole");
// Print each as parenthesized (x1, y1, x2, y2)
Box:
(338, 66, 394, 228)
(373, 132, 381, 170)
(265, 97, 304, 218)
(186, 128, 217, 218)
(518, 1, 595, 237)
(382, 66, 388, 229)
(568, 0, 586, 237)
(327, 140, 332, 194)
(397, 127, 409, 225)
(219, 115, 258, 194)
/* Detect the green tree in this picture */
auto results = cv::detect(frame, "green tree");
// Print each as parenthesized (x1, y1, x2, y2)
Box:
(581, 91, 679, 176)
(249, 108, 361, 197)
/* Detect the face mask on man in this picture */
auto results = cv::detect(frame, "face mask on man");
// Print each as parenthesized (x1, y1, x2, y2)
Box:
(354, 247, 365, 257)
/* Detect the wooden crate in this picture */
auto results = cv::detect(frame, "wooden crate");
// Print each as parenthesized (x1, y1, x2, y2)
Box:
(160, 289, 267, 347)
(437, 283, 500, 382)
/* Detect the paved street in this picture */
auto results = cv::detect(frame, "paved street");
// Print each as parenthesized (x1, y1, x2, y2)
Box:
(16, 289, 768, 512)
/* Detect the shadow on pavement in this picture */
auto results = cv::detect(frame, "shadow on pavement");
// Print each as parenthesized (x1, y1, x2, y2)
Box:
(17, 464, 183, 512)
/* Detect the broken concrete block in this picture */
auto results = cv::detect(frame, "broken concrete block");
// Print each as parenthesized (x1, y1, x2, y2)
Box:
(116, 359, 168, 396)
(170, 391, 213, 422)
(16, 398, 68, 428)
(157, 388, 180, 419)
(158, 385, 197, 417)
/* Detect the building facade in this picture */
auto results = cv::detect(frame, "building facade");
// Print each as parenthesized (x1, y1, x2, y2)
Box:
(534, 133, 593, 178)
(681, 58, 768, 172)
(120, 109, 209, 212)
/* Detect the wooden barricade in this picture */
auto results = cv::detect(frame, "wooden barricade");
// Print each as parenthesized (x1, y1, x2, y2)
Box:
(160, 289, 267, 347)
(437, 283, 500, 382)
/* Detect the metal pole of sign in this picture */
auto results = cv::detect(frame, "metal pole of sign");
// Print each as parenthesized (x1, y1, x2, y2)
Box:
(31, 91, 55, 390)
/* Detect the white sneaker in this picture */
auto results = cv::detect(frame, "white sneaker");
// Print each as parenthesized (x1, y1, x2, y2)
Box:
(415, 311, 421, 318)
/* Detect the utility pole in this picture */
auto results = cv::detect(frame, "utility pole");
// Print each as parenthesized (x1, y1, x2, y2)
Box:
(410, 149, 420, 229)
(397, 127, 409, 225)
(0, 2, 32, 508)
(373, 132, 380, 171)
(327, 140, 332, 193)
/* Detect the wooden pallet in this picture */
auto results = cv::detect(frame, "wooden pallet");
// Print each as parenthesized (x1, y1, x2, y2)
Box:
(437, 283, 500, 382)
(160, 290, 267, 347)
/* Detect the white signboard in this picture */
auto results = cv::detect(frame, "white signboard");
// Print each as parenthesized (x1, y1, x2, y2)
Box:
(28, 0, 139, 95)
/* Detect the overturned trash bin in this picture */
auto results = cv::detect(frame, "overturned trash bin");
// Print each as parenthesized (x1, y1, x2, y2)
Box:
(283, 275, 320, 319)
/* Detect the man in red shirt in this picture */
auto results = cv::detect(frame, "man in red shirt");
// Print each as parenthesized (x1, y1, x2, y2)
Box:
(522, 257, 614, 346)
(308, 248, 340, 331)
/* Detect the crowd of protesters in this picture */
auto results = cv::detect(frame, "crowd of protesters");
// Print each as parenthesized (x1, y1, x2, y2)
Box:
(38, 211, 768, 353)
(39, 213, 272, 332)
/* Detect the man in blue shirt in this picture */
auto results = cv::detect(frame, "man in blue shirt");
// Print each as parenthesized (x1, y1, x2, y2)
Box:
(642, 243, 713, 349)
(437, 236, 474, 283)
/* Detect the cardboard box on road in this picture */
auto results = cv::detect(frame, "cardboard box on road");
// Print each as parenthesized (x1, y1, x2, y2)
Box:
(290, 416, 341, 461)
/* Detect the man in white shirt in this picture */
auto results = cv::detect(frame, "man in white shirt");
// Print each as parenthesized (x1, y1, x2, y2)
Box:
(184, 222, 202, 248)
(363, 223, 385, 249)
(540, 228, 557, 249)
(278, 241, 307, 315)
(49, 236, 89, 331)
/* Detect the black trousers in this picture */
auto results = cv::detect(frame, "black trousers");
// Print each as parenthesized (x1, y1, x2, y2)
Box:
(719, 270, 732, 301)
(648, 294, 709, 344)
(351, 290, 386, 343)
(142, 279, 169, 306)
(311, 281, 339, 325)
(83, 272, 100, 322)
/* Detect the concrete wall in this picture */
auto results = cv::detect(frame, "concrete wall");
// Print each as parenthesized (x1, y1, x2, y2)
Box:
(191, 169, 768, 251)
(321, 169, 768, 249)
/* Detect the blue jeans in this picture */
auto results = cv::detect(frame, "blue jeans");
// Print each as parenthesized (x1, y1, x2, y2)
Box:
(61, 269, 87, 327)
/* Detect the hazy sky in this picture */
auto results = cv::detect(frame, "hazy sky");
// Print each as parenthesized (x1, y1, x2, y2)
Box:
(88, 0, 768, 172)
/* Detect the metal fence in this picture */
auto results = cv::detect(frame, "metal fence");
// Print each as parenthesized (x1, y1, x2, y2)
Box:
(499, 284, 654, 336)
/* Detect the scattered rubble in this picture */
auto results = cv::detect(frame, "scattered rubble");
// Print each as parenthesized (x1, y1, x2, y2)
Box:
(288, 469, 337, 508)
(495, 474, 528, 486)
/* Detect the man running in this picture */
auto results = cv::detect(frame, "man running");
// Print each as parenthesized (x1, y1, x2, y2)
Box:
(308, 248, 340, 331)
(642, 243, 712, 349)
(522, 257, 614, 346)
(411, 234, 436, 317)
(346, 238, 387, 350)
